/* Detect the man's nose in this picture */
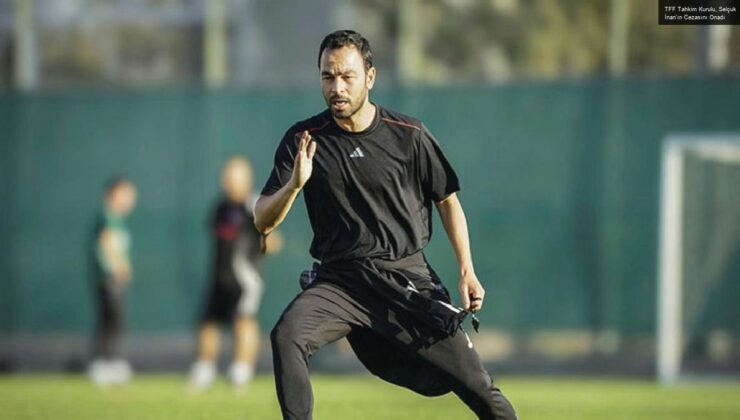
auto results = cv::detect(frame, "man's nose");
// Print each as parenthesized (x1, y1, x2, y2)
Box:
(331, 78, 346, 94)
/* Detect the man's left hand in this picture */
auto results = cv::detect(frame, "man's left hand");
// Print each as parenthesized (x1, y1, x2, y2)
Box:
(459, 270, 485, 312)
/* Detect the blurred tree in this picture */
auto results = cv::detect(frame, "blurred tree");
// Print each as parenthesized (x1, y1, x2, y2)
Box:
(0, 28, 11, 87)
(521, 0, 610, 79)
(5, 0, 740, 89)
(628, 0, 697, 75)
(730, 27, 740, 70)
(23, 0, 202, 88)
(391, 0, 738, 83)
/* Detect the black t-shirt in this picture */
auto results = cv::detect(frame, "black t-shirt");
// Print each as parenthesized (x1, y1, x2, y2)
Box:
(261, 105, 460, 263)
(212, 198, 262, 281)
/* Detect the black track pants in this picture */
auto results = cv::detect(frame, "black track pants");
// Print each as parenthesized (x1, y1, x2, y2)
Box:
(94, 281, 125, 360)
(270, 281, 517, 420)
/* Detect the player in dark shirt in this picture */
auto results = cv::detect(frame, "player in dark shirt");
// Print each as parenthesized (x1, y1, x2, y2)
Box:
(255, 31, 517, 419)
(189, 157, 282, 391)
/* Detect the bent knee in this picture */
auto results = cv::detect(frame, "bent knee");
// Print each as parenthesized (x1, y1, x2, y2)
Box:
(270, 318, 305, 351)
(461, 370, 495, 394)
(270, 320, 289, 347)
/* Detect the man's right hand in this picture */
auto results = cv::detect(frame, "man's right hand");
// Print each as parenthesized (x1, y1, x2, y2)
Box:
(289, 131, 317, 190)
(255, 131, 317, 234)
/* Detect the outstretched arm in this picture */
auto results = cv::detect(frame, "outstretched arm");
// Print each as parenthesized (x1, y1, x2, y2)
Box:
(254, 131, 316, 235)
(435, 192, 485, 312)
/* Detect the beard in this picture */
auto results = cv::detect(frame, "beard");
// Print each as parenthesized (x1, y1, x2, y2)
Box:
(326, 88, 368, 120)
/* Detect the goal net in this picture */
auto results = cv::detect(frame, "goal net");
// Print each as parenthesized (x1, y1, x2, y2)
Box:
(658, 135, 740, 384)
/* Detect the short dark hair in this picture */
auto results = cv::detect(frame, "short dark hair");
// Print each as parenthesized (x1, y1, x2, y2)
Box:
(317, 30, 373, 72)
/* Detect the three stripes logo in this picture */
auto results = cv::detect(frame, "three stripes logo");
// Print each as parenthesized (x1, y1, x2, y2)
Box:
(349, 147, 365, 158)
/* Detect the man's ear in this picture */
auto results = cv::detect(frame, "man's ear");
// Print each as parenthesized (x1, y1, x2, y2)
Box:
(366, 66, 376, 90)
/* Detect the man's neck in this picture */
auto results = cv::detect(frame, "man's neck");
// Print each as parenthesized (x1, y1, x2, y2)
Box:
(227, 193, 248, 204)
(333, 101, 376, 133)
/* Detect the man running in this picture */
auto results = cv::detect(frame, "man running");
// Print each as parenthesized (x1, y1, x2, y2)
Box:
(255, 30, 517, 419)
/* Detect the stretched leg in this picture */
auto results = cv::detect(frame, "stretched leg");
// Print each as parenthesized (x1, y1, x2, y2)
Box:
(371, 307, 517, 420)
(418, 329, 516, 420)
(271, 282, 368, 420)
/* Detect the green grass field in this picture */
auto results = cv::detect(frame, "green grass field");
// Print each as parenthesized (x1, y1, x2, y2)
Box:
(1, 374, 739, 419)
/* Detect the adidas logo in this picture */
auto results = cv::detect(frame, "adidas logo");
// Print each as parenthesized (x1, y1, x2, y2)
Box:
(349, 147, 365, 158)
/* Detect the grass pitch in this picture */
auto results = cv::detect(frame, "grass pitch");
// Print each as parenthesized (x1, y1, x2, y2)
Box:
(1, 374, 739, 419)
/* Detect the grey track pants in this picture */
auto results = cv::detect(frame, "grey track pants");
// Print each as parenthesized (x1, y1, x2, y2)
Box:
(270, 281, 517, 420)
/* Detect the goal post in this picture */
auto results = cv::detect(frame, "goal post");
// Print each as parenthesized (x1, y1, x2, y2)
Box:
(657, 134, 740, 385)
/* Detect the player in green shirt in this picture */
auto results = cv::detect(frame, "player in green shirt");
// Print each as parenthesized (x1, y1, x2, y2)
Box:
(88, 178, 137, 386)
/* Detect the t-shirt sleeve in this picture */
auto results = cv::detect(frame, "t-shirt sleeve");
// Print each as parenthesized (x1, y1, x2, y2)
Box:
(260, 130, 297, 196)
(418, 123, 460, 202)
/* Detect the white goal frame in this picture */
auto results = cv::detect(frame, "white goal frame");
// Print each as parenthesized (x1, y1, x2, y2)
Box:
(657, 134, 740, 385)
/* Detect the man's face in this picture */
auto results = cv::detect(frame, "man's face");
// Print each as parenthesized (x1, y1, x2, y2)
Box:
(109, 184, 137, 216)
(221, 160, 253, 202)
(320, 46, 375, 119)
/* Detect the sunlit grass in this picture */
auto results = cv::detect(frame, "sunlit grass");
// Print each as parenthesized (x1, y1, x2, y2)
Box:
(1, 374, 739, 419)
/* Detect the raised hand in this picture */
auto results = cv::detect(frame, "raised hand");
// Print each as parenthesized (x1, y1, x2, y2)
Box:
(289, 130, 317, 190)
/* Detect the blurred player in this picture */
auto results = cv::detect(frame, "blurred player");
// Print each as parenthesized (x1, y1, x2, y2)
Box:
(88, 178, 137, 386)
(255, 31, 517, 419)
(189, 157, 282, 391)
